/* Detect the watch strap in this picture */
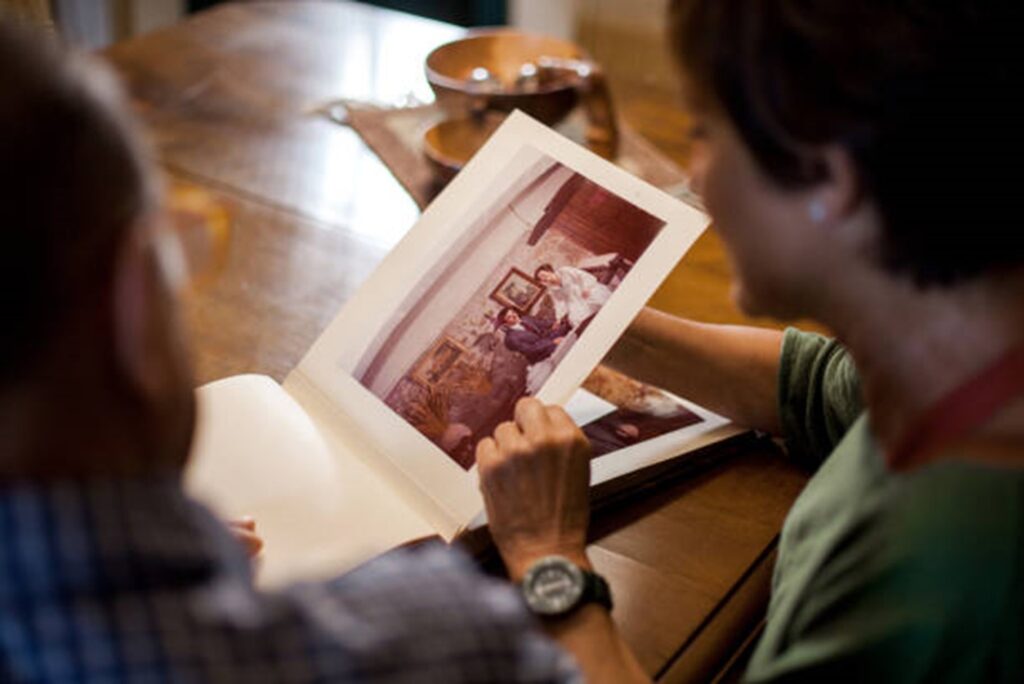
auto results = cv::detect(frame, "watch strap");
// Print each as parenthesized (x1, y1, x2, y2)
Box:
(582, 569, 613, 612)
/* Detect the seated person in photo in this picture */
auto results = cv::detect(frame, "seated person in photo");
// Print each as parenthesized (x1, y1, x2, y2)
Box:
(0, 21, 641, 683)
(534, 262, 612, 332)
(442, 341, 530, 468)
(497, 306, 572, 364)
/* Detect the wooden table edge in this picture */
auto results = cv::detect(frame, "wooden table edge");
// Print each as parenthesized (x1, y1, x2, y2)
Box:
(656, 538, 779, 683)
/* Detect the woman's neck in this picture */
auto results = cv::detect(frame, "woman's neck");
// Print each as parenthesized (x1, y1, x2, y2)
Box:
(820, 270, 1024, 453)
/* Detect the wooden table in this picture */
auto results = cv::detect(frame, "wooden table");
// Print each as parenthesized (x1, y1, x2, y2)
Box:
(103, 3, 808, 681)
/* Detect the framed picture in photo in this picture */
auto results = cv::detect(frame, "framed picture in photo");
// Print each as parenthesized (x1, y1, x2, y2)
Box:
(411, 336, 467, 386)
(489, 267, 546, 313)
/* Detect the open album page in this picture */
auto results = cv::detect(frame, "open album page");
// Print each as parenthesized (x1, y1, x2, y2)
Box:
(291, 112, 710, 535)
(187, 374, 435, 587)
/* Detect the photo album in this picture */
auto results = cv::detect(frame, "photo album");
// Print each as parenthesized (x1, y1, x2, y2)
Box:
(185, 112, 743, 587)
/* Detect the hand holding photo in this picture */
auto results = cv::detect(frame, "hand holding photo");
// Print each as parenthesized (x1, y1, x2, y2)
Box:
(190, 112, 727, 580)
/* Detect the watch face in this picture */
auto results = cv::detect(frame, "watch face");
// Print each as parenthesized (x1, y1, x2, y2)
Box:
(522, 557, 585, 616)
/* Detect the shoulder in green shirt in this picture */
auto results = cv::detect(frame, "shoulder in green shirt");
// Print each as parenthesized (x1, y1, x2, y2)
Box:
(746, 329, 1023, 683)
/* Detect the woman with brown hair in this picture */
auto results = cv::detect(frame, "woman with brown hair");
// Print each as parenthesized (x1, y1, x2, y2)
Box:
(478, 1, 1022, 681)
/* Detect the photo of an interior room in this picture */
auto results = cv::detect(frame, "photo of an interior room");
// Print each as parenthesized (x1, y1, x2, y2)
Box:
(353, 150, 665, 468)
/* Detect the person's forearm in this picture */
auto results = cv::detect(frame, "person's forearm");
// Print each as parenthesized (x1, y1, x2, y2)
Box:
(603, 308, 784, 435)
(546, 604, 650, 684)
(506, 553, 649, 684)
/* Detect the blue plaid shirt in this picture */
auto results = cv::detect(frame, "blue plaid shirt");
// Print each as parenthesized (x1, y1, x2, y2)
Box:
(0, 477, 581, 682)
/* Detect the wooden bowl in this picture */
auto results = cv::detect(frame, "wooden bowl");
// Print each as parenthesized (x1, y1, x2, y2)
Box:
(425, 29, 585, 126)
(421, 113, 506, 183)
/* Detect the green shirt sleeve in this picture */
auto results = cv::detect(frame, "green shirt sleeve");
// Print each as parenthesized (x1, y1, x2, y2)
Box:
(778, 328, 863, 469)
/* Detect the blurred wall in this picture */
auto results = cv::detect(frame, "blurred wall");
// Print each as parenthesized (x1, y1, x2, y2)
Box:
(510, 0, 679, 99)
(509, 0, 575, 39)
(0, 0, 55, 26)
(52, 0, 184, 47)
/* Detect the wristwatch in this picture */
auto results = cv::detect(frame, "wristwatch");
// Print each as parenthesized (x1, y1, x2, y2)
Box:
(520, 555, 613, 617)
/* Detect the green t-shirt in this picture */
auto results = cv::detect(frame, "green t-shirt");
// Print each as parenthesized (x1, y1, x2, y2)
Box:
(745, 329, 1023, 682)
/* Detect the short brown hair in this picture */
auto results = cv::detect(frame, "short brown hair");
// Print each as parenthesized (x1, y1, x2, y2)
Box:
(670, 0, 1019, 286)
(0, 21, 155, 381)
(533, 264, 555, 280)
(496, 306, 517, 327)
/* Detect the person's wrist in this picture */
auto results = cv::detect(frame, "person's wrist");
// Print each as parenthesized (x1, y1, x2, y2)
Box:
(503, 544, 591, 583)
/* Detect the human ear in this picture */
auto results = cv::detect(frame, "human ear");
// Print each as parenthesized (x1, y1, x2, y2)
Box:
(805, 144, 862, 225)
(110, 222, 196, 472)
(111, 226, 174, 401)
(807, 199, 828, 224)
(112, 229, 147, 388)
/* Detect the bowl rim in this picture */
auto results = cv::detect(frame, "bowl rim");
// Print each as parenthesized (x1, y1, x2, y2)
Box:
(425, 28, 587, 96)
(421, 114, 506, 170)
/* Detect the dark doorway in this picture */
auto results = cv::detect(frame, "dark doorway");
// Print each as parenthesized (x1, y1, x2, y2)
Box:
(188, 1, 507, 27)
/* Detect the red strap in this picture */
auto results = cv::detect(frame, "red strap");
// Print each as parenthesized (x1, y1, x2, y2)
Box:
(887, 344, 1024, 471)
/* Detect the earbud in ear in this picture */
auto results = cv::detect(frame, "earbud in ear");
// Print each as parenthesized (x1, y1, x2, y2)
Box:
(807, 199, 828, 224)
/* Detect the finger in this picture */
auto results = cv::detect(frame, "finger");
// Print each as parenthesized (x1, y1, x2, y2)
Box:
(476, 436, 520, 511)
(547, 406, 592, 456)
(545, 404, 575, 427)
(494, 420, 527, 450)
(475, 437, 499, 474)
(232, 528, 263, 557)
(546, 405, 583, 440)
(229, 516, 256, 530)
(514, 397, 550, 434)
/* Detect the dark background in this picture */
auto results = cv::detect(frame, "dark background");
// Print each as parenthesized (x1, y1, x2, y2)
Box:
(187, 0, 507, 26)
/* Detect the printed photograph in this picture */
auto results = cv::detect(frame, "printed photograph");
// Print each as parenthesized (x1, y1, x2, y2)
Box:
(578, 366, 704, 459)
(352, 149, 666, 469)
